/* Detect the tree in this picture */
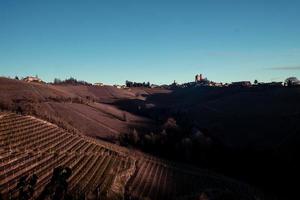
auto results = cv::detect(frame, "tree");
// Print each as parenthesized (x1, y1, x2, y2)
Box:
(54, 78, 61, 84)
(125, 80, 133, 87)
(17, 175, 28, 200)
(16, 106, 23, 114)
(254, 80, 258, 85)
(27, 174, 38, 197)
(15, 76, 19, 80)
(287, 79, 292, 87)
(16, 174, 37, 200)
(123, 112, 127, 122)
(131, 129, 140, 144)
(163, 117, 178, 130)
(198, 192, 209, 200)
(38, 167, 72, 200)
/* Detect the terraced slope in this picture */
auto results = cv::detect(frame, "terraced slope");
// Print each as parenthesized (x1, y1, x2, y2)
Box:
(0, 112, 262, 200)
(126, 155, 260, 200)
(0, 113, 135, 199)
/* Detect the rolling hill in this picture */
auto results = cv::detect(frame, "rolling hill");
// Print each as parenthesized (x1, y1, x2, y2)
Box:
(0, 78, 166, 141)
(0, 112, 261, 200)
(1, 77, 299, 199)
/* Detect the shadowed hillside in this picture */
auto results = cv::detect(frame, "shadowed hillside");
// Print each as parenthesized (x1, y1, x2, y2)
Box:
(1, 77, 299, 199)
(113, 86, 300, 199)
(0, 112, 263, 200)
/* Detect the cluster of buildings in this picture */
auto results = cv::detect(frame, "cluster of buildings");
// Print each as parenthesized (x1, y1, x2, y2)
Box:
(94, 82, 104, 86)
(193, 74, 300, 88)
(15, 74, 300, 89)
(194, 74, 224, 87)
(91, 75, 300, 89)
(22, 76, 43, 83)
(171, 74, 295, 89)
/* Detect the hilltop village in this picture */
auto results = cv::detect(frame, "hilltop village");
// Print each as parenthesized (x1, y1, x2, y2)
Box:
(8, 74, 300, 89)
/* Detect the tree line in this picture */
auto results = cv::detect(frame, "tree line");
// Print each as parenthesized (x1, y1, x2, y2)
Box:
(125, 80, 150, 88)
(53, 77, 92, 86)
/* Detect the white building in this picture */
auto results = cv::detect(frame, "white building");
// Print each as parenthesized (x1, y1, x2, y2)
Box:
(94, 83, 104, 86)
(22, 76, 43, 83)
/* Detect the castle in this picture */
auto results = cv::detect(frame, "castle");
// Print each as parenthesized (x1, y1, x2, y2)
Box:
(195, 74, 203, 82)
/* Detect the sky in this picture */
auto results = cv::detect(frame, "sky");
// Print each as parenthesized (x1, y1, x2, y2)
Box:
(1, 0, 300, 85)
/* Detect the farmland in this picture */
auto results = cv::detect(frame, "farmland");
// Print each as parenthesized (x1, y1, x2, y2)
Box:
(126, 154, 260, 200)
(0, 113, 134, 199)
(0, 112, 260, 200)
(0, 77, 160, 142)
(1, 77, 299, 199)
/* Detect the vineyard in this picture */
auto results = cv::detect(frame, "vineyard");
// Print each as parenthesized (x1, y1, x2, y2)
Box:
(0, 112, 261, 200)
(126, 155, 261, 200)
(0, 112, 135, 199)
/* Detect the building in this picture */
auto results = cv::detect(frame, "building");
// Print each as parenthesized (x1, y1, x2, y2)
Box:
(22, 76, 43, 83)
(113, 84, 122, 89)
(195, 74, 203, 82)
(94, 83, 104, 86)
(230, 81, 251, 87)
(212, 82, 223, 87)
(257, 82, 283, 87)
(150, 84, 159, 88)
(194, 74, 212, 86)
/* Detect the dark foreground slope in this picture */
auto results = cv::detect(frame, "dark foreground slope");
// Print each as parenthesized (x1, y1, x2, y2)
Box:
(0, 112, 134, 200)
(0, 112, 262, 200)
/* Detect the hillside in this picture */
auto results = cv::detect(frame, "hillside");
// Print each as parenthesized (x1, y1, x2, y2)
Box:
(0, 112, 134, 199)
(1, 77, 299, 199)
(121, 86, 300, 149)
(112, 85, 300, 199)
(0, 112, 261, 200)
(0, 78, 166, 141)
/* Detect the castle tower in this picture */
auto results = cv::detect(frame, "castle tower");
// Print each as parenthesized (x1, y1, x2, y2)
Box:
(195, 74, 203, 82)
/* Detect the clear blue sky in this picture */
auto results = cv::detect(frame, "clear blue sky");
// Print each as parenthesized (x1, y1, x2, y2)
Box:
(1, 0, 300, 85)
